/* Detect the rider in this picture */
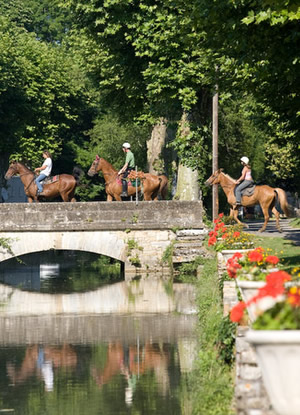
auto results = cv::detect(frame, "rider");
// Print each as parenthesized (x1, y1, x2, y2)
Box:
(234, 156, 253, 208)
(118, 143, 135, 197)
(34, 150, 52, 195)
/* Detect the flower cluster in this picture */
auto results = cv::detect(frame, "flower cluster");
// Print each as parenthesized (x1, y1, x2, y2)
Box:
(208, 214, 254, 252)
(229, 270, 300, 329)
(226, 247, 281, 281)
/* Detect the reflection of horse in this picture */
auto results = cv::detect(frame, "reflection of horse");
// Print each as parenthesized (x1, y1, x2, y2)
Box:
(5, 161, 80, 203)
(87, 156, 162, 201)
(205, 169, 291, 232)
(91, 341, 170, 388)
(6, 344, 77, 385)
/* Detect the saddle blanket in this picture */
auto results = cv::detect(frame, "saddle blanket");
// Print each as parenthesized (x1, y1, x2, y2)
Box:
(116, 178, 140, 187)
(42, 175, 60, 184)
(234, 182, 256, 197)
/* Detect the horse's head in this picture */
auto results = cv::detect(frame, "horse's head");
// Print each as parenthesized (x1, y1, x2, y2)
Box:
(205, 169, 223, 186)
(5, 161, 19, 180)
(88, 155, 101, 177)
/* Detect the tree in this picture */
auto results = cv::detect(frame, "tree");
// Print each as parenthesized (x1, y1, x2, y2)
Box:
(0, 16, 94, 167)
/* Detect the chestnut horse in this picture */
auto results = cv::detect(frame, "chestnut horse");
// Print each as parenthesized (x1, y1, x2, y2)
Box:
(205, 169, 291, 232)
(87, 156, 162, 201)
(5, 161, 79, 202)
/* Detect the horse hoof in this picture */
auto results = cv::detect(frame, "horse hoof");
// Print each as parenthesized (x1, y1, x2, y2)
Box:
(258, 228, 265, 233)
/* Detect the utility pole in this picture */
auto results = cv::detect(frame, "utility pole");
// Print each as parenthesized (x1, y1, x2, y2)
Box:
(212, 84, 219, 222)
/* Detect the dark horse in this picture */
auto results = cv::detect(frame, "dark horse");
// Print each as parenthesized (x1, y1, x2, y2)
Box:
(205, 169, 291, 232)
(87, 156, 163, 201)
(5, 161, 80, 202)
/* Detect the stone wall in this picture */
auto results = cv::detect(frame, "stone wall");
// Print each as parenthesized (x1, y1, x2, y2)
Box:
(0, 200, 205, 275)
(0, 200, 204, 231)
(219, 252, 276, 415)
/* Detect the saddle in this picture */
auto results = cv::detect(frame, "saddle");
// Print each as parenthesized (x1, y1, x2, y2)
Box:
(234, 182, 256, 197)
(42, 175, 60, 185)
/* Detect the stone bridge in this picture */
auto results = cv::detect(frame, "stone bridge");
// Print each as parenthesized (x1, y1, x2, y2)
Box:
(0, 201, 205, 277)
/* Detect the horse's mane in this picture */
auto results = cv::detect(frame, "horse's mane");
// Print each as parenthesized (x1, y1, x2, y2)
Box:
(13, 161, 34, 174)
(221, 171, 236, 183)
(100, 157, 118, 172)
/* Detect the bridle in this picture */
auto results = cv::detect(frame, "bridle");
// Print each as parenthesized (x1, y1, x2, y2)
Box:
(7, 163, 36, 191)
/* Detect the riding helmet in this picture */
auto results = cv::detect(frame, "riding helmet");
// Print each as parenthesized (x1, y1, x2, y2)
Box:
(240, 156, 249, 165)
(122, 142, 131, 149)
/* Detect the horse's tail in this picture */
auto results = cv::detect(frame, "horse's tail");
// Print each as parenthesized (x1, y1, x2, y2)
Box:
(158, 175, 168, 200)
(72, 166, 83, 185)
(274, 188, 293, 217)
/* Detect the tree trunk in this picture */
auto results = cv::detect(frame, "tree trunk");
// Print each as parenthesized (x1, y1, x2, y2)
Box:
(147, 118, 167, 174)
(174, 112, 199, 200)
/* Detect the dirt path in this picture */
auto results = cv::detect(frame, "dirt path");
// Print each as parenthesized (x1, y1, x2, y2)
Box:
(242, 218, 300, 246)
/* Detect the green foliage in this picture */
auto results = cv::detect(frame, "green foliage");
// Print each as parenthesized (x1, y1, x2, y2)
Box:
(0, 16, 93, 167)
(70, 113, 149, 200)
(192, 256, 234, 414)
(253, 300, 300, 330)
(215, 316, 237, 365)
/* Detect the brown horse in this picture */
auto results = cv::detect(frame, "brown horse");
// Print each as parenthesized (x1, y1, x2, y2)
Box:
(205, 169, 291, 232)
(5, 161, 79, 203)
(87, 156, 162, 201)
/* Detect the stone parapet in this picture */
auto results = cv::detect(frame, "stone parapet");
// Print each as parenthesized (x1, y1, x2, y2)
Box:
(0, 200, 204, 231)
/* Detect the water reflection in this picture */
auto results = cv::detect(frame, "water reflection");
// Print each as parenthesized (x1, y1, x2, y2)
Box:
(0, 250, 122, 293)
(0, 315, 197, 415)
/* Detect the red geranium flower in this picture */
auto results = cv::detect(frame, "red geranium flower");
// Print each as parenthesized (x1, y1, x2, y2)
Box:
(248, 250, 263, 263)
(265, 255, 280, 265)
(230, 302, 246, 323)
(208, 236, 217, 246)
(233, 231, 240, 238)
(287, 287, 300, 307)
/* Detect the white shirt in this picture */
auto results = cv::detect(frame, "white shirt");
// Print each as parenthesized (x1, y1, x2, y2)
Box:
(42, 158, 52, 177)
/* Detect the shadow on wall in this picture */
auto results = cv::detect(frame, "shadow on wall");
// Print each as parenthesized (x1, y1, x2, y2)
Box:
(1, 177, 27, 203)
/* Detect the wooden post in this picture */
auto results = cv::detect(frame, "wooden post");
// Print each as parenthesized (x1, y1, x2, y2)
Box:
(212, 85, 219, 221)
(135, 165, 138, 205)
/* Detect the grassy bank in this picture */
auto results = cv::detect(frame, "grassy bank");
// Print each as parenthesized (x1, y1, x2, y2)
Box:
(252, 234, 300, 270)
(180, 257, 235, 415)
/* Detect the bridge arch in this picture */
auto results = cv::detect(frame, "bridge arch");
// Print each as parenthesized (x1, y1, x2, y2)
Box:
(0, 200, 204, 276)
(0, 231, 127, 264)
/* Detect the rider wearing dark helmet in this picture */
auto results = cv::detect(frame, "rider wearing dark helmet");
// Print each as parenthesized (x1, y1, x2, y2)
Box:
(234, 156, 253, 208)
(118, 142, 135, 197)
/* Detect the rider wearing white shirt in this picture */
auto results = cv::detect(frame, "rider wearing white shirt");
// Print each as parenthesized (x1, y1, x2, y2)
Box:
(35, 150, 53, 195)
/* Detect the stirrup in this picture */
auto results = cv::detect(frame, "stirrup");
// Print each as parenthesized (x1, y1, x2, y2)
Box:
(120, 192, 128, 197)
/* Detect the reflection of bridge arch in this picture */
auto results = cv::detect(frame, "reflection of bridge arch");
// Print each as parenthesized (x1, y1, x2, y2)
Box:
(0, 280, 197, 315)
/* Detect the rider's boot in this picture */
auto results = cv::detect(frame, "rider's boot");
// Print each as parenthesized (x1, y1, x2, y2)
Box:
(120, 180, 128, 197)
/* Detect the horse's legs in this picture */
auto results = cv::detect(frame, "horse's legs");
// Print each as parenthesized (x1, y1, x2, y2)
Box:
(107, 194, 113, 201)
(232, 207, 244, 226)
(143, 192, 151, 201)
(114, 194, 122, 201)
(60, 192, 69, 202)
(270, 197, 281, 232)
(272, 206, 282, 232)
(259, 204, 270, 232)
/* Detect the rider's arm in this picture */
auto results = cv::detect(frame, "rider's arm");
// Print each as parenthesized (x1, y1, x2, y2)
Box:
(35, 164, 47, 173)
(236, 167, 247, 184)
(118, 162, 128, 175)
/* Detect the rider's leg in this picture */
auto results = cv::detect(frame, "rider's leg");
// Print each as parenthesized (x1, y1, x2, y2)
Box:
(35, 174, 47, 194)
(235, 181, 252, 204)
(121, 179, 128, 197)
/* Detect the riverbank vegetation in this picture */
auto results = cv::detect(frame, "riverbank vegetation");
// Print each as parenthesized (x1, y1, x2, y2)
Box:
(180, 229, 300, 414)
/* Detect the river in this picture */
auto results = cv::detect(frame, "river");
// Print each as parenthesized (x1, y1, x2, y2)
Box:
(0, 251, 198, 415)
